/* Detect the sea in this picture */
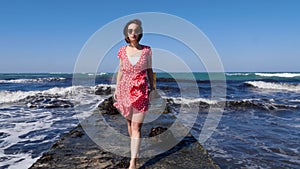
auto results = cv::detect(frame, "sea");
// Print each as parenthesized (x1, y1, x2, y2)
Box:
(0, 72, 299, 169)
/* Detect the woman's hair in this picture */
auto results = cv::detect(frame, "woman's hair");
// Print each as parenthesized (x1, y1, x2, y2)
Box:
(123, 19, 143, 43)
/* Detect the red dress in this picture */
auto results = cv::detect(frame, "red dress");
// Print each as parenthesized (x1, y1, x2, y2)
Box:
(113, 45, 152, 117)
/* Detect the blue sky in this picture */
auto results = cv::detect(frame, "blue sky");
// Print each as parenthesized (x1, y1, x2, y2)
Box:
(0, 0, 299, 73)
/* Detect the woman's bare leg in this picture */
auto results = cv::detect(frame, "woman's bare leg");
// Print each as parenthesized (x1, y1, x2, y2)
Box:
(129, 110, 145, 169)
(126, 112, 133, 137)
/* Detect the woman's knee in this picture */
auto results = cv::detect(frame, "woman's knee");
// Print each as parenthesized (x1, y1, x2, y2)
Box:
(131, 122, 142, 132)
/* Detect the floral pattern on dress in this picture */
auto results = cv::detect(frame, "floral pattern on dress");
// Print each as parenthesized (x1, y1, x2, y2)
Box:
(113, 45, 152, 117)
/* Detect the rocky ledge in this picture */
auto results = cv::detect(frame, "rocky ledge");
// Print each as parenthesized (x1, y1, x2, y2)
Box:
(29, 97, 220, 169)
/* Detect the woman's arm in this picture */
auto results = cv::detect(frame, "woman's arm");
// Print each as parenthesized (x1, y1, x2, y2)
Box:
(147, 49, 155, 91)
(147, 68, 155, 91)
(114, 60, 123, 100)
(116, 60, 123, 86)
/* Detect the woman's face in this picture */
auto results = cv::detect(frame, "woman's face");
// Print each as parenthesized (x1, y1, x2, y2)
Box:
(127, 23, 141, 43)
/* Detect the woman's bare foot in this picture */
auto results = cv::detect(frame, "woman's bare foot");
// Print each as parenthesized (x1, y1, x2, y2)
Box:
(129, 158, 137, 169)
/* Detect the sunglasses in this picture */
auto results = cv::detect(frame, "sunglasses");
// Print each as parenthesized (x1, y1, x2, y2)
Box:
(128, 28, 141, 35)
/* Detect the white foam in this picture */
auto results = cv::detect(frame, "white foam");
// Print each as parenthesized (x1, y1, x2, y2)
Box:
(290, 99, 300, 103)
(85, 73, 108, 77)
(226, 73, 250, 76)
(95, 72, 107, 76)
(166, 96, 219, 105)
(255, 73, 300, 78)
(0, 85, 103, 104)
(245, 81, 300, 92)
(1, 153, 38, 169)
(0, 114, 54, 169)
(49, 72, 71, 74)
(0, 77, 66, 83)
(242, 98, 262, 102)
(0, 90, 36, 104)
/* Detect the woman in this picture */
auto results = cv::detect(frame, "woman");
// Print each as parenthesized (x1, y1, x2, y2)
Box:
(113, 19, 155, 169)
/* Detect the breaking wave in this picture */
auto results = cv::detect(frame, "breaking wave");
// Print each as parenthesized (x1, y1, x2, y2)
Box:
(0, 77, 66, 83)
(245, 81, 300, 92)
(255, 73, 300, 78)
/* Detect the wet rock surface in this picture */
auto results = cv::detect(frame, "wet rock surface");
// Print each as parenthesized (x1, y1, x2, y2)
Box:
(29, 125, 130, 169)
(25, 94, 74, 108)
(95, 86, 112, 95)
(30, 99, 220, 169)
(97, 97, 119, 115)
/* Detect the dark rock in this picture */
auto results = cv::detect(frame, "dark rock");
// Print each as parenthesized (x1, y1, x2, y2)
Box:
(199, 101, 210, 109)
(115, 157, 130, 168)
(0, 132, 10, 139)
(225, 100, 267, 111)
(162, 104, 172, 114)
(25, 94, 74, 109)
(97, 97, 119, 115)
(95, 86, 111, 95)
(69, 129, 84, 138)
(39, 153, 53, 162)
(51, 142, 59, 148)
(148, 126, 176, 145)
(148, 127, 167, 137)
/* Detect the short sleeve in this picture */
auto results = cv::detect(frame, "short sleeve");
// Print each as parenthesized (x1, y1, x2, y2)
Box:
(117, 46, 124, 59)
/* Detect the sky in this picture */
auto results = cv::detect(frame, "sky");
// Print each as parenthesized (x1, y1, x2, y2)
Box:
(0, 0, 300, 73)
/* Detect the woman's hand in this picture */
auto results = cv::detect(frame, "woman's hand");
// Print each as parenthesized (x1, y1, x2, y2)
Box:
(113, 91, 118, 101)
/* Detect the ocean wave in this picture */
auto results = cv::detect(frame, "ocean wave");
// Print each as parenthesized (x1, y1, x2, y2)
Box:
(290, 99, 300, 103)
(96, 72, 107, 76)
(166, 96, 220, 105)
(0, 86, 91, 105)
(0, 84, 114, 109)
(73, 72, 108, 76)
(226, 73, 250, 76)
(0, 77, 66, 84)
(245, 81, 300, 92)
(165, 97, 298, 111)
(255, 73, 300, 78)
(49, 72, 71, 74)
(226, 99, 298, 111)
